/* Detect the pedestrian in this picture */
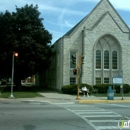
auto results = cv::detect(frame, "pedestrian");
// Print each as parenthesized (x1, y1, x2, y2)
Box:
(82, 86, 89, 97)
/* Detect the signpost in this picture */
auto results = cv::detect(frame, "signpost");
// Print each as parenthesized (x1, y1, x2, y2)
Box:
(113, 77, 123, 85)
(113, 76, 124, 100)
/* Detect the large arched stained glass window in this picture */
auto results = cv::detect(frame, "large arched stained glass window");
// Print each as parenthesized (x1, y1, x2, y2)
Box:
(112, 51, 117, 69)
(104, 50, 109, 69)
(96, 50, 101, 69)
(94, 35, 121, 85)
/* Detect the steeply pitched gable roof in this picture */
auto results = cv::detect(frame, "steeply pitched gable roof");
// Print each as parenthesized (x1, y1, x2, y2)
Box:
(64, 16, 86, 36)
(64, 0, 130, 37)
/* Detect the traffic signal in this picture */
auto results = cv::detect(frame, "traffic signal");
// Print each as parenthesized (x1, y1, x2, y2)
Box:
(73, 69, 77, 75)
(71, 55, 76, 64)
(82, 55, 84, 64)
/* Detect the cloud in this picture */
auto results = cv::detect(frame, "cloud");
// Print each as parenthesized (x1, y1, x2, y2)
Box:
(64, 20, 74, 28)
(46, 19, 75, 28)
(109, 0, 130, 11)
(57, 8, 66, 28)
(39, 5, 85, 16)
(0, 0, 130, 13)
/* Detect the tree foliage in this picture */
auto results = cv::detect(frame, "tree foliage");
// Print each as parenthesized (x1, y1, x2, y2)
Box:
(0, 4, 52, 81)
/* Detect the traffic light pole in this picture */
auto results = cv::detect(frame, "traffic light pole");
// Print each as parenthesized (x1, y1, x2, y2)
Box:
(72, 53, 83, 100)
(76, 65, 80, 100)
(76, 54, 82, 100)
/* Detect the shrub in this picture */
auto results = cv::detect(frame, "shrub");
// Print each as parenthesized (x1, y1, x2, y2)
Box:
(123, 84, 130, 93)
(62, 84, 130, 94)
(93, 84, 112, 93)
(61, 83, 92, 94)
(93, 84, 130, 93)
(61, 85, 77, 94)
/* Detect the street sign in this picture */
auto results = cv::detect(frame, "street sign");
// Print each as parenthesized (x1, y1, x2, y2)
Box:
(113, 77, 123, 85)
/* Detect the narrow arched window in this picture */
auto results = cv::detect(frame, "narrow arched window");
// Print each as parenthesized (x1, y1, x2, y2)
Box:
(112, 51, 117, 69)
(96, 50, 101, 69)
(104, 50, 109, 69)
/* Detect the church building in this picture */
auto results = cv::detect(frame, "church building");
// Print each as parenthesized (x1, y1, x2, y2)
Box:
(46, 0, 130, 90)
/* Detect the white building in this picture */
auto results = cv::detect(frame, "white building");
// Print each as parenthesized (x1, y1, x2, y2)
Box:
(46, 0, 130, 90)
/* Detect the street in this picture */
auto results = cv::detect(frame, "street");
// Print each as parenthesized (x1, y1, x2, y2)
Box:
(0, 101, 130, 130)
(57, 102, 130, 130)
(0, 101, 93, 130)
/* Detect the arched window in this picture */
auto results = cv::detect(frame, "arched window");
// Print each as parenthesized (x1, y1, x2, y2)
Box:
(104, 50, 109, 69)
(112, 51, 117, 69)
(94, 35, 121, 84)
(96, 50, 101, 69)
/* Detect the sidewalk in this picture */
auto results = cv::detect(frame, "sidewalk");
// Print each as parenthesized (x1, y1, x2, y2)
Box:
(39, 92, 130, 104)
(0, 91, 130, 104)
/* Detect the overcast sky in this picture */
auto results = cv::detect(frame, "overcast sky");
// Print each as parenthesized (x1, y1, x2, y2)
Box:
(0, 0, 130, 43)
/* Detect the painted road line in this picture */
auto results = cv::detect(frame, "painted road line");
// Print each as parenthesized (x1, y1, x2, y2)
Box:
(51, 102, 75, 105)
(77, 111, 114, 114)
(29, 102, 41, 105)
(71, 109, 106, 112)
(97, 126, 119, 129)
(110, 104, 130, 108)
(57, 104, 93, 107)
(90, 120, 119, 122)
(83, 114, 122, 117)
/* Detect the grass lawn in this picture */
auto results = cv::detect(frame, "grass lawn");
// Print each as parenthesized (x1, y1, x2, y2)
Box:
(0, 91, 44, 98)
(92, 93, 130, 97)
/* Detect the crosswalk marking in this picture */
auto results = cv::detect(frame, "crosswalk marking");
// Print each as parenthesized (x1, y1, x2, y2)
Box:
(83, 114, 122, 117)
(97, 126, 119, 129)
(57, 103, 122, 130)
(90, 120, 118, 122)
(76, 111, 114, 114)
(71, 109, 106, 112)
(110, 104, 130, 108)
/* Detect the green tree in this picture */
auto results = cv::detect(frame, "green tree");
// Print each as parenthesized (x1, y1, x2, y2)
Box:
(0, 4, 53, 88)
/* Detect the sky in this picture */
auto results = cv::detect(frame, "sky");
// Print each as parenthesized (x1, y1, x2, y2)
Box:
(0, 0, 130, 44)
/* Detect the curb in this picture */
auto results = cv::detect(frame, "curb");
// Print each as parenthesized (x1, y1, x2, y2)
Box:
(79, 100, 130, 104)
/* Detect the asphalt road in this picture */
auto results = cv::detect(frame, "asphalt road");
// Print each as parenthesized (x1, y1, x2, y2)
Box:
(0, 101, 94, 130)
(0, 101, 130, 130)
(92, 103, 130, 118)
(56, 102, 130, 130)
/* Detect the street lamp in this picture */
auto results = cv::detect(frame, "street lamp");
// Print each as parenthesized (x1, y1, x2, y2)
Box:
(9, 52, 18, 98)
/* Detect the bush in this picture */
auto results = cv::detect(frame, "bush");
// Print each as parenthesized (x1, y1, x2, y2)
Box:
(93, 84, 111, 93)
(61, 84, 92, 94)
(61, 85, 77, 94)
(62, 84, 130, 94)
(123, 84, 130, 93)
(113, 84, 130, 93)
(93, 84, 130, 94)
